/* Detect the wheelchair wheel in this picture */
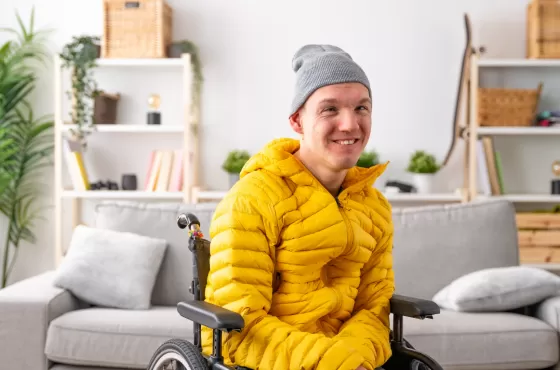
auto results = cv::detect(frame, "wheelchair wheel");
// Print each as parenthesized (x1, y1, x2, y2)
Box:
(147, 339, 209, 370)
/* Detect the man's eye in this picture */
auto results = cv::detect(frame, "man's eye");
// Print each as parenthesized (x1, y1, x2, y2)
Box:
(323, 106, 336, 112)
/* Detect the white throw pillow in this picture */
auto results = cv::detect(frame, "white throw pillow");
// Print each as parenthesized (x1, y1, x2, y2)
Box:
(53, 225, 167, 310)
(432, 266, 560, 312)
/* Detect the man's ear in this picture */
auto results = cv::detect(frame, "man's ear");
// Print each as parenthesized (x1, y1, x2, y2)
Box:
(289, 110, 304, 135)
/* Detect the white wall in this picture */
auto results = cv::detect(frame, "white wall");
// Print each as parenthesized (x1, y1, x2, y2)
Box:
(0, 0, 548, 284)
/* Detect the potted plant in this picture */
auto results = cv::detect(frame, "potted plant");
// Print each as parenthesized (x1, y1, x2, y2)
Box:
(356, 150, 379, 168)
(59, 35, 101, 148)
(167, 40, 203, 136)
(406, 150, 440, 193)
(0, 8, 54, 287)
(222, 150, 250, 188)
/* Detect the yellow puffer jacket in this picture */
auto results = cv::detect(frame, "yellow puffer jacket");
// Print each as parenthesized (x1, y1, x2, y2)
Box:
(202, 138, 395, 370)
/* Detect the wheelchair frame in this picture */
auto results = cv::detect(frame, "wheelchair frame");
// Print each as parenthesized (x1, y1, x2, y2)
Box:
(148, 213, 445, 370)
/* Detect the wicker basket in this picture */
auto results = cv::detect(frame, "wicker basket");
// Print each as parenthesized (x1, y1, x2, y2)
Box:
(102, 0, 172, 58)
(527, 0, 560, 59)
(477, 83, 543, 127)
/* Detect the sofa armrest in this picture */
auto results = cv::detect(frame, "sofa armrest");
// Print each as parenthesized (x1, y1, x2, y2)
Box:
(535, 295, 560, 331)
(0, 270, 82, 370)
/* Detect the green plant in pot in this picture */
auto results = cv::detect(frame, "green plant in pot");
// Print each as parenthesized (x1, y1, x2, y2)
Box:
(59, 35, 101, 148)
(406, 150, 440, 194)
(222, 150, 250, 188)
(0, 8, 54, 287)
(356, 150, 379, 168)
(167, 40, 203, 134)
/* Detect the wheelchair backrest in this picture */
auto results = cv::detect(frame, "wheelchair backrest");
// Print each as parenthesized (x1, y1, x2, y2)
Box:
(189, 237, 211, 301)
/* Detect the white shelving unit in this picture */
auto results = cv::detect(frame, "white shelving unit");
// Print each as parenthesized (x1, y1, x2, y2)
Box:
(53, 54, 196, 266)
(477, 126, 560, 136)
(478, 58, 560, 68)
(468, 55, 560, 204)
(95, 58, 185, 67)
(61, 124, 185, 134)
(61, 190, 185, 200)
(468, 55, 560, 271)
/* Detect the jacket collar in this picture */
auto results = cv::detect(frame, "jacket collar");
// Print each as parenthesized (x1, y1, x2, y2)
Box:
(241, 138, 388, 197)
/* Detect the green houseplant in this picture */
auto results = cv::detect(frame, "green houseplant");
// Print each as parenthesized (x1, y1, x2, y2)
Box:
(0, 8, 54, 287)
(222, 150, 250, 188)
(59, 35, 101, 148)
(356, 150, 379, 168)
(406, 150, 440, 193)
(0, 128, 16, 196)
(167, 40, 203, 123)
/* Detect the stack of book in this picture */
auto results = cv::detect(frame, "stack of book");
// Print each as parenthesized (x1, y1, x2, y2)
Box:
(63, 138, 90, 191)
(144, 149, 184, 192)
(477, 137, 505, 195)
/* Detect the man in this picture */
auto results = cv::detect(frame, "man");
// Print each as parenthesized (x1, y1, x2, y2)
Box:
(202, 44, 395, 370)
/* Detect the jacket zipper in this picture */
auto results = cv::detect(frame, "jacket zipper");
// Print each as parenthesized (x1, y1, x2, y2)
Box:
(337, 198, 354, 256)
(327, 196, 353, 313)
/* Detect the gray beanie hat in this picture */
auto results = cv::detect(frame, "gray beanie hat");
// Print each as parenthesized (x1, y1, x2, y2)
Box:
(290, 44, 371, 116)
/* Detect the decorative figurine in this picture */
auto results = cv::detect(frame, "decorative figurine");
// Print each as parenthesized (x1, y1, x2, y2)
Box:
(147, 93, 161, 125)
(552, 160, 560, 195)
(90, 180, 119, 190)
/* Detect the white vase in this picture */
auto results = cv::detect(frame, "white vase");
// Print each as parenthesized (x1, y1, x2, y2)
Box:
(412, 173, 435, 193)
(228, 173, 240, 188)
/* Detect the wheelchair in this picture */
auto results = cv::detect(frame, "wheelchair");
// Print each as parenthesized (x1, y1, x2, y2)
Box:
(147, 213, 444, 370)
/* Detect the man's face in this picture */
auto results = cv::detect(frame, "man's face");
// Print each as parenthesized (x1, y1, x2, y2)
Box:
(290, 82, 372, 171)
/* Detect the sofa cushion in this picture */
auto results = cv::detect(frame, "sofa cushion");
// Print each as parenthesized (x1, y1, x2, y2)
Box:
(432, 266, 560, 312)
(398, 309, 559, 370)
(45, 306, 193, 369)
(392, 200, 520, 299)
(53, 225, 167, 310)
(94, 201, 219, 306)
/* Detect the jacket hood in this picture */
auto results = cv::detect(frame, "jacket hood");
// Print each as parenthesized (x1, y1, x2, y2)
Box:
(241, 138, 388, 194)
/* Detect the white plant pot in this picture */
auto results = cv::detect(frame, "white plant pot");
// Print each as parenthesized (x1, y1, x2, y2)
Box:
(412, 173, 435, 193)
(228, 173, 240, 188)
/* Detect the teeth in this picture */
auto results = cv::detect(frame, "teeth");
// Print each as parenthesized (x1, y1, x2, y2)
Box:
(337, 140, 356, 145)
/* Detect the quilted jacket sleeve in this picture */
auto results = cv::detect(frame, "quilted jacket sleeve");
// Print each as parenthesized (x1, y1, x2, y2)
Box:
(205, 179, 365, 370)
(334, 198, 395, 370)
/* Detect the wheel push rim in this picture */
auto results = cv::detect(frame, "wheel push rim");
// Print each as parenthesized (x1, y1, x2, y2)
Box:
(151, 350, 192, 370)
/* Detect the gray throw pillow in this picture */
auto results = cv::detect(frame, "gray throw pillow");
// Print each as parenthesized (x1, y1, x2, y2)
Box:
(432, 266, 560, 312)
(53, 225, 168, 310)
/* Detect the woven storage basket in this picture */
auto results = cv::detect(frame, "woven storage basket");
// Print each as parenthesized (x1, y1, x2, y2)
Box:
(102, 0, 172, 58)
(527, 0, 560, 59)
(477, 83, 543, 127)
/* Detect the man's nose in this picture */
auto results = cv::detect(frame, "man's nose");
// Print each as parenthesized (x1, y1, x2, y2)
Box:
(338, 110, 360, 131)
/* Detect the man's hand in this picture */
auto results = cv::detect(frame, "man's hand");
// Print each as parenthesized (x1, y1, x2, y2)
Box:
(356, 366, 368, 370)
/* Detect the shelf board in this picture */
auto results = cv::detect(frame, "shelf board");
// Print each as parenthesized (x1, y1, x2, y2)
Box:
(522, 263, 560, 270)
(385, 192, 463, 202)
(95, 58, 184, 67)
(195, 190, 462, 203)
(477, 126, 560, 136)
(61, 190, 184, 200)
(478, 58, 560, 67)
(60, 124, 184, 133)
(480, 194, 560, 203)
(195, 190, 228, 200)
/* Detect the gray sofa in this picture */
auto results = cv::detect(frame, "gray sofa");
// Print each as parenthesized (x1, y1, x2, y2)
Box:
(0, 199, 558, 370)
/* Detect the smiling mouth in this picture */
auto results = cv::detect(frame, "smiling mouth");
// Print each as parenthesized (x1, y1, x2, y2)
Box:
(333, 139, 358, 145)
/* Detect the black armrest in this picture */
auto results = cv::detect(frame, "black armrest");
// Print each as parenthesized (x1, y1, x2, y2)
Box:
(390, 294, 440, 319)
(177, 300, 244, 332)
